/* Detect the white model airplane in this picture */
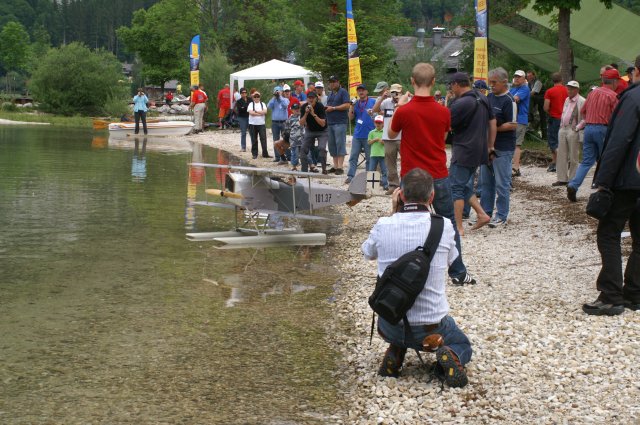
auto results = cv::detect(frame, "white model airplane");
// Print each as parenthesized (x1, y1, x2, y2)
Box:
(186, 163, 373, 248)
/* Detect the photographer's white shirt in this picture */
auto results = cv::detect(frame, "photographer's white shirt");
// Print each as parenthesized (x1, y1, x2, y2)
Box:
(248, 101, 267, 125)
(362, 212, 458, 325)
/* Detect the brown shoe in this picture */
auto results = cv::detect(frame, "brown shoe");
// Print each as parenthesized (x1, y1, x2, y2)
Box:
(552, 181, 568, 187)
(436, 346, 468, 387)
(378, 344, 407, 378)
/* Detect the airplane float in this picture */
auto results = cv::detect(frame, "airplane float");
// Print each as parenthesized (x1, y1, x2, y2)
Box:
(186, 163, 376, 248)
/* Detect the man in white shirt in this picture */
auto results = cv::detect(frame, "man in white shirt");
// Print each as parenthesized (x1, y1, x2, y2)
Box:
(362, 168, 472, 387)
(553, 80, 586, 186)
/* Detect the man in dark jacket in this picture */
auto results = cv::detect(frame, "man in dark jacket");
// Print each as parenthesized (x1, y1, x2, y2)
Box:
(582, 55, 640, 316)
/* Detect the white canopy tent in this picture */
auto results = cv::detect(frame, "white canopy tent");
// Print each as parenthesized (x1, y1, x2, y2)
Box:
(229, 59, 316, 105)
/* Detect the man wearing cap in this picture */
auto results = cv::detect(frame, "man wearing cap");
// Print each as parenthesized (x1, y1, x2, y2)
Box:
(582, 54, 640, 316)
(189, 84, 208, 133)
(247, 91, 269, 159)
(553, 81, 585, 186)
(292, 80, 307, 102)
(509, 70, 531, 177)
(346, 83, 376, 184)
(566, 69, 619, 202)
(447, 71, 496, 235)
(217, 83, 231, 129)
(268, 86, 290, 163)
(282, 84, 299, 117)
(388, 62, 477, 286)
(325, 75, 351, 175)
(299, 90, 329, 174)
(544, 73, 569, 172)
(373, 81, 403, 194)
(315, 82, 327, 104)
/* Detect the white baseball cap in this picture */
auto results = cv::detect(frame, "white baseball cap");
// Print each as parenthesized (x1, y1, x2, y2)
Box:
(314, 81, 324, 88)
(514, 70, 526, 77)
(566, 80, 580, 88)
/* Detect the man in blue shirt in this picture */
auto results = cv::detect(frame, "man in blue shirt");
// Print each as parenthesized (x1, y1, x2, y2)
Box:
(132, 88, 149, 135)
(346, 83, 376, 184)
(509, 70, 531, 177)
(325, 75, 351, 175)
(480, 67, 517, 228)
(268, 86, 289, 163)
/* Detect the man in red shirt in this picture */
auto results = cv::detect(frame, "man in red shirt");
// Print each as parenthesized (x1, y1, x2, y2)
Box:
(217, 84, 231, 129)
(544, 73, 569, 172)
(388, 62, 476, 286)
(567, 68, 619, 201)
(189, 85, 208, 133)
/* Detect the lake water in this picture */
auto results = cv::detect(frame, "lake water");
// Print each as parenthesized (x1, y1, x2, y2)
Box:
(0, 126, 344, 424)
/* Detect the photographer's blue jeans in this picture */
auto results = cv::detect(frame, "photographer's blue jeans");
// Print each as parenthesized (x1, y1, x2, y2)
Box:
(237, 116, 248, 150)
(378, 315, 472, 365)
(480, 149, 514, 221)
(347, 137, 370, 178)
(568, 124, 607, 191)
(432, 177, 467, 278)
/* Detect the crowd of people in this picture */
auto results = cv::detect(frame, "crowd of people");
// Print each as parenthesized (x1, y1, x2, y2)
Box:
(189, 58, 639, 388)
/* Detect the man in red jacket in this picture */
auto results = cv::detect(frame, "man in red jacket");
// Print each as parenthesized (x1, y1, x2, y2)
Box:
(217, 84, 231, 129)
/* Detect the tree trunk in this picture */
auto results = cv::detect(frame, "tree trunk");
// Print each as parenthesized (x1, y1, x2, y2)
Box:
(558, 7, 572, 83)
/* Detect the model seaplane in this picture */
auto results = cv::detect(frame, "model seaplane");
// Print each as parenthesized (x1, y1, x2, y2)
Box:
(186, 163, 373, 248)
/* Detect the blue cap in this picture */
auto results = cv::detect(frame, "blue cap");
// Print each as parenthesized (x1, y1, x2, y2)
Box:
(273, 86, 282, 93)
(473, 80, 488, 90)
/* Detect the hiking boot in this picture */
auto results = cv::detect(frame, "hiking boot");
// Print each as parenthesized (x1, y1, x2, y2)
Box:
(552, 181, 568, 187)
(327, 167, 337, 174)
(335, 168, 344, 175)
(344, 177, 352, 184)
(567, 185, 577, 202)
(451, 273, 476, 286)
(582, 299, 625, 316)
(436, 346, 468, 388)
(378, 344, 407, 378)
(547, 163, 556, 172)
(624, 300, 640, 311)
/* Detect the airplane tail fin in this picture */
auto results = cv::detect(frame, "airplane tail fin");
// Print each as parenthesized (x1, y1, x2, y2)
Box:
(347, 171, 369, 206)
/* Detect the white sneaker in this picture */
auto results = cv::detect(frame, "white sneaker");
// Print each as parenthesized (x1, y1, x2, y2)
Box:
(488, 217, 507, 228)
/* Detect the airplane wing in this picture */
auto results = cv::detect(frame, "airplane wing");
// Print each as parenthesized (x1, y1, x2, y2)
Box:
(250, 209, 328, 221)
(189, 163, 336, 179)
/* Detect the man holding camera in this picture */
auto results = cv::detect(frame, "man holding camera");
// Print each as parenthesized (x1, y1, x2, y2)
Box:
(132, 88, 149, 135)
(299, 91, 329, 174)
(362, 168, 472, 387)
(325, 75, 351, 175)
(582, 55, 640, 316)
(268, 86, 290, 163)
(373, 82, 403, 194)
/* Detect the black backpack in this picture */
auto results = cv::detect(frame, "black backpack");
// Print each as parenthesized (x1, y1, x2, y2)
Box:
(368, 214, 444, 325)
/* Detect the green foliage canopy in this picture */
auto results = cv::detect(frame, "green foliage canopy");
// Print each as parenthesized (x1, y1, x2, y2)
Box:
(116, 0, 199, 88)
(0, 21, 31, 73)
(29, 42, 125, 115)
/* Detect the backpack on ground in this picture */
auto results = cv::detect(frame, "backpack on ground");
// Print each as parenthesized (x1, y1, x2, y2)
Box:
(368, 214, 444, 325)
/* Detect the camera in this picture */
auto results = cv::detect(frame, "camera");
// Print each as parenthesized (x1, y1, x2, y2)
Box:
(306, 105, 312, 112)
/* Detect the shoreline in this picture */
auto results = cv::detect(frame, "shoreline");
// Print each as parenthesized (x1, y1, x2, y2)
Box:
(187, 128, 639, 424)
(0, 118, 51, 125)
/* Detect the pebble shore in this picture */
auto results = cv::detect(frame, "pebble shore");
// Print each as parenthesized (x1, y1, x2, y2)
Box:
(192, 129, 639, 424)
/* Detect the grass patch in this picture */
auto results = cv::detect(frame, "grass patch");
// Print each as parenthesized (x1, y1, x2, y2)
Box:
(0, 111, 93, 128)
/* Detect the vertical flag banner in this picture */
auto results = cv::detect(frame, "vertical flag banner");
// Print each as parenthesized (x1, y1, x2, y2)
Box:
(473, 0, 488, 83)
(346, 0, 362, 99)
(190, 35, 200, 88)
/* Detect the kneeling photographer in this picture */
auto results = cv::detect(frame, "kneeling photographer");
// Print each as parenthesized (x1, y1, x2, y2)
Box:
(362, 168, 473, 387)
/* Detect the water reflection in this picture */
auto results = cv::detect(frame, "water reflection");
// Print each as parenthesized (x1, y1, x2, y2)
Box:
(131, 137, 147, 182)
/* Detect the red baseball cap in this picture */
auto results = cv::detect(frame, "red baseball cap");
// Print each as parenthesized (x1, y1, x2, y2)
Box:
(294, 80, 304, 86)
(602, 69, 621, 79)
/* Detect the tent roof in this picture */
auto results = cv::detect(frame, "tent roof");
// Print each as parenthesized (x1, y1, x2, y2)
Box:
(519, 0, 640, 64)
(490, 24, 602, 83)
(230, 59, 314, 80)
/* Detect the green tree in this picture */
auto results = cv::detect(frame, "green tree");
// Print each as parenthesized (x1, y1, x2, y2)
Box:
(29, 42, 124, 115)
(529, 0, 612, 82)
(0, 21, 31, 93)
(116, 0, 199, 88)
(306, 11, 396, 86)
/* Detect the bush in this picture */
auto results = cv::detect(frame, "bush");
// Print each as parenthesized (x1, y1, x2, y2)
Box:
(1, 102, 17, 111)
(29, 42, 124, 116)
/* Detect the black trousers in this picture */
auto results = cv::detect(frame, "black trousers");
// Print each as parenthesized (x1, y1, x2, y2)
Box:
(249, 124, 268, 157)
(134, 110, 147, 134)
(596, 190, 640, 304)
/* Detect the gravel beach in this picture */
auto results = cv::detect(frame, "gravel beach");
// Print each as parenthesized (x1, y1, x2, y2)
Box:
(191, 129, 639, 424)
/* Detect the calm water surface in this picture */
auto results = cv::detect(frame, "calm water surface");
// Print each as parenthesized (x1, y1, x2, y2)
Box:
(0, 126, 344, 424)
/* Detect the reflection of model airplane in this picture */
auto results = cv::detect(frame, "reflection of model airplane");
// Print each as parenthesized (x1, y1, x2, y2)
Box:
(186, 163, 368, 248)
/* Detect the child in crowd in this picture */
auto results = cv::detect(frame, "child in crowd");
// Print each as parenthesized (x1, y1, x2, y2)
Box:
(274, 103, 303, 170)
(368, 115, 389, 191)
